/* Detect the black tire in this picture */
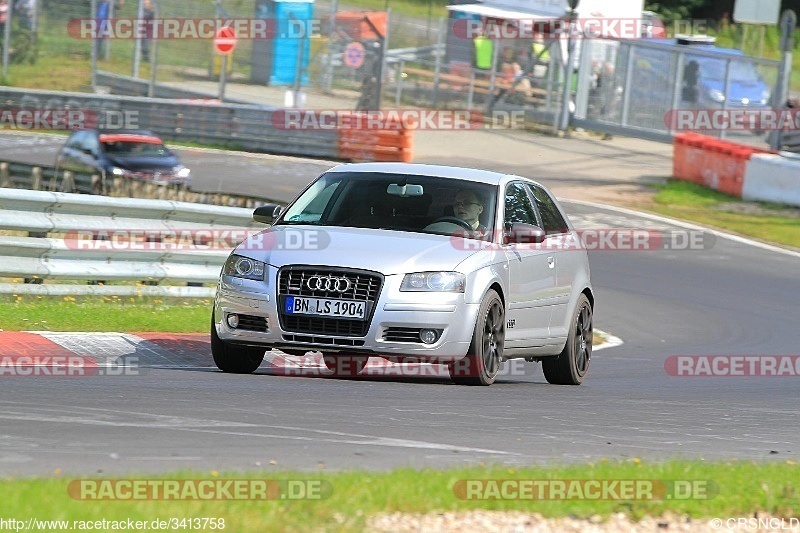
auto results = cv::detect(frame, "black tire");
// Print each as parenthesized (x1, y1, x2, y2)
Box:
(449, 289, 504, 386)
(542, 294, 592, 385)
(210, 314, 265, 374)
(323, 355, 368, 377)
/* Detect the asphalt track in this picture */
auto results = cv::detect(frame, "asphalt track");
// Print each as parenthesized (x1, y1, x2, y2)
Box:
(2, 193, 798, 476)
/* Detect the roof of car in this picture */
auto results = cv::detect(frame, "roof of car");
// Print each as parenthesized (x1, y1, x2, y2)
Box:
(99, 133, 163, 144)
(326, 163, 520, 186)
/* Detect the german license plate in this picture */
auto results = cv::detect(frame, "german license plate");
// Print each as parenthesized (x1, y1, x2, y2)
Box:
(284, 296, 366, 320)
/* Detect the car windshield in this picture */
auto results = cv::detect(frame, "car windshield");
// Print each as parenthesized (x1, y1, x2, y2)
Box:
(693, 57, 761, 83)
(101, 138, 170, 157)
(276, 171, 497, 238)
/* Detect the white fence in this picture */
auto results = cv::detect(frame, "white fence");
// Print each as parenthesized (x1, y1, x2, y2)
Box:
(0, 188, 263, 297)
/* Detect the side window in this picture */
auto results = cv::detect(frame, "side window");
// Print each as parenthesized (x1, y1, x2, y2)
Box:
(83, 134, 100, 155)
(504, 182, 538, 226)
(67, 131, 86, 149)
(528, 184, 569, 235)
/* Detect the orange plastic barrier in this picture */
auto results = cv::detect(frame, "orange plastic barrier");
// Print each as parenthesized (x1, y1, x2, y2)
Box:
(673, 132, 711, 184)
(673, 133, 774, 197)
(337, 113, 414, 162)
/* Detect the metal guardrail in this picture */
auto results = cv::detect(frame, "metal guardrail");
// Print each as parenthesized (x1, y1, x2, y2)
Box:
(0, 87, 341, 160)
(0, 160, 279, 208)
(96, 71, 252, 104)
(0, 188, 262, 297)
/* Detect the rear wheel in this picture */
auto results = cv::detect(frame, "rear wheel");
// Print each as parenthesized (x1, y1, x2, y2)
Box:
(323, 355, 369, 376)
(449, 289, 504, 386)
(210, 314, 265, 374)
(542, 294, 592, 385)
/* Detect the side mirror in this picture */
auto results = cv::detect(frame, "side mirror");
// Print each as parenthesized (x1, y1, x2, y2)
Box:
(504, 222, 546, 245)
(253, 203, 283, 224)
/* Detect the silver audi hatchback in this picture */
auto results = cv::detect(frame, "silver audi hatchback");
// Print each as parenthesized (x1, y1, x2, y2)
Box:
(212, 163, 594, 386)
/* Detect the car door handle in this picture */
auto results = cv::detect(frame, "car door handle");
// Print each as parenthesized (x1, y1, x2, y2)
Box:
(547, 256, 555, 269)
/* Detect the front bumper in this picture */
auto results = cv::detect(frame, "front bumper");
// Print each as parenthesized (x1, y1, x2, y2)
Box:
(214, 269, 478, 363)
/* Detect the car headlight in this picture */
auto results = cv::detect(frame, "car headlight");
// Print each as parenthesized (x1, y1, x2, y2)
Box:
(761, 89, 771, 105)
(708, 89, 726, 103)
(175, 166, 191, 178)
(224, 254, 265, 281)
(400, 272, 465, 292)
(111, 167, 126, 176)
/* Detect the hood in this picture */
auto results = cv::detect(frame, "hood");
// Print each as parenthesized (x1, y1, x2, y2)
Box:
(104, 154, 181, 172)
(703, 78, 768, 105)
(236, 226, 488, 276)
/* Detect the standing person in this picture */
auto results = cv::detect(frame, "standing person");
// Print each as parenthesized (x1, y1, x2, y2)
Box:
(0, 0, 8, 40)
(14, 0, 32, 30)
(96, 0, 110, 58)
(141, 0, 154, 62)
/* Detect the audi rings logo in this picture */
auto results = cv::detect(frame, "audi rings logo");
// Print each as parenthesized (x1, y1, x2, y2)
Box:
(306, 275, 351, 293)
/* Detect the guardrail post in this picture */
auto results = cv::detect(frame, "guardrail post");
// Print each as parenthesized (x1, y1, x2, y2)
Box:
(0, 162, 10, 188)
(31, 167, 42, 190)
(91, 174, 102, 195)
(61, 171, 75, 193)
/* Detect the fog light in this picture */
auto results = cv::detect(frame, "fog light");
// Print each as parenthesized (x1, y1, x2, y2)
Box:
(419, 329, 438, 344)
(226, 314, 239, 329)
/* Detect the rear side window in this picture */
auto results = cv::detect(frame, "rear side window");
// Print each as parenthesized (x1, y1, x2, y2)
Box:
(528, 184, 569, 235)
(504, 182, 538, 226)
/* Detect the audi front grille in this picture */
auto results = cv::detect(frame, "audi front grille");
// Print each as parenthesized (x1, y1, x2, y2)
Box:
(277, 267, 383, 338)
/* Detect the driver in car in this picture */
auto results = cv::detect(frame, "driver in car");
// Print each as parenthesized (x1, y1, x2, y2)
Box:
(453, 189, 486, 231)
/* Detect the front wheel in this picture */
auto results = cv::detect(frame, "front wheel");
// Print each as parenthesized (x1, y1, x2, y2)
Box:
(449, 289, 504, 386)
(542, 294, 592, 385)
(210, 314, 265, 374)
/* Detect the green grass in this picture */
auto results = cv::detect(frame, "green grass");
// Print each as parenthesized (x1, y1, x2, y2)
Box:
(2, 461, 797, 531)
(648, 179, 800, 249)
(0, 295, 210, 332)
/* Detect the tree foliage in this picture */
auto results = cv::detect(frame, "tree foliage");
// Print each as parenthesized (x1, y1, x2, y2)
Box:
(645, 0, 708, 24)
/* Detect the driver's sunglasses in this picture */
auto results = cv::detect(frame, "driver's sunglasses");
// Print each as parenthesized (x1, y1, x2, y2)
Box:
(454, 200, 481, 208)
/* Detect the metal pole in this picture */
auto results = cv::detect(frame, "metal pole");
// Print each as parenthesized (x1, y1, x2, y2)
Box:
(376, 8, 391, 110)
(467, 69, 475, 109)
(293, 35, 305, 108)
(324, 0, 338, 93)
(395, 60, 403, 106)
(486, 40, 499, 112)
(770, 10, 796, 150)
(619, 44, 634, 127)
(668, 51, 685, 135)
(105, 0, 113, 61)
(741, 24, 748, 53)
(90, 0, 97, 91)
(2, 0, 13, 78)
(559, 8, 577, 133)
(219, 54, 228, 101)
(720, 59, 732, 140)
(147, 4, 159, 97)
(431, 17, 444, 106)
(132, 0, 143, 77)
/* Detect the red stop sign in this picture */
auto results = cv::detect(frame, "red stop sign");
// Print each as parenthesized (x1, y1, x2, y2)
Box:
(214, 26, 237, 55)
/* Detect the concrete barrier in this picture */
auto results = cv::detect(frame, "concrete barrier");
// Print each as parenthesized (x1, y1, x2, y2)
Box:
(673, 133, 799, 208)
(742, 153, 800, 206)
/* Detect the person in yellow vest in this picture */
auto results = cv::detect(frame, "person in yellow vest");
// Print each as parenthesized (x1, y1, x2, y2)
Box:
(473, 35, 493, 70)
(531, 39, 550, 79)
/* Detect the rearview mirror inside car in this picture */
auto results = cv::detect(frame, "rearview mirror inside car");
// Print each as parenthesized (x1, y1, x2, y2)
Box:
(387, 183, 424, 197)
